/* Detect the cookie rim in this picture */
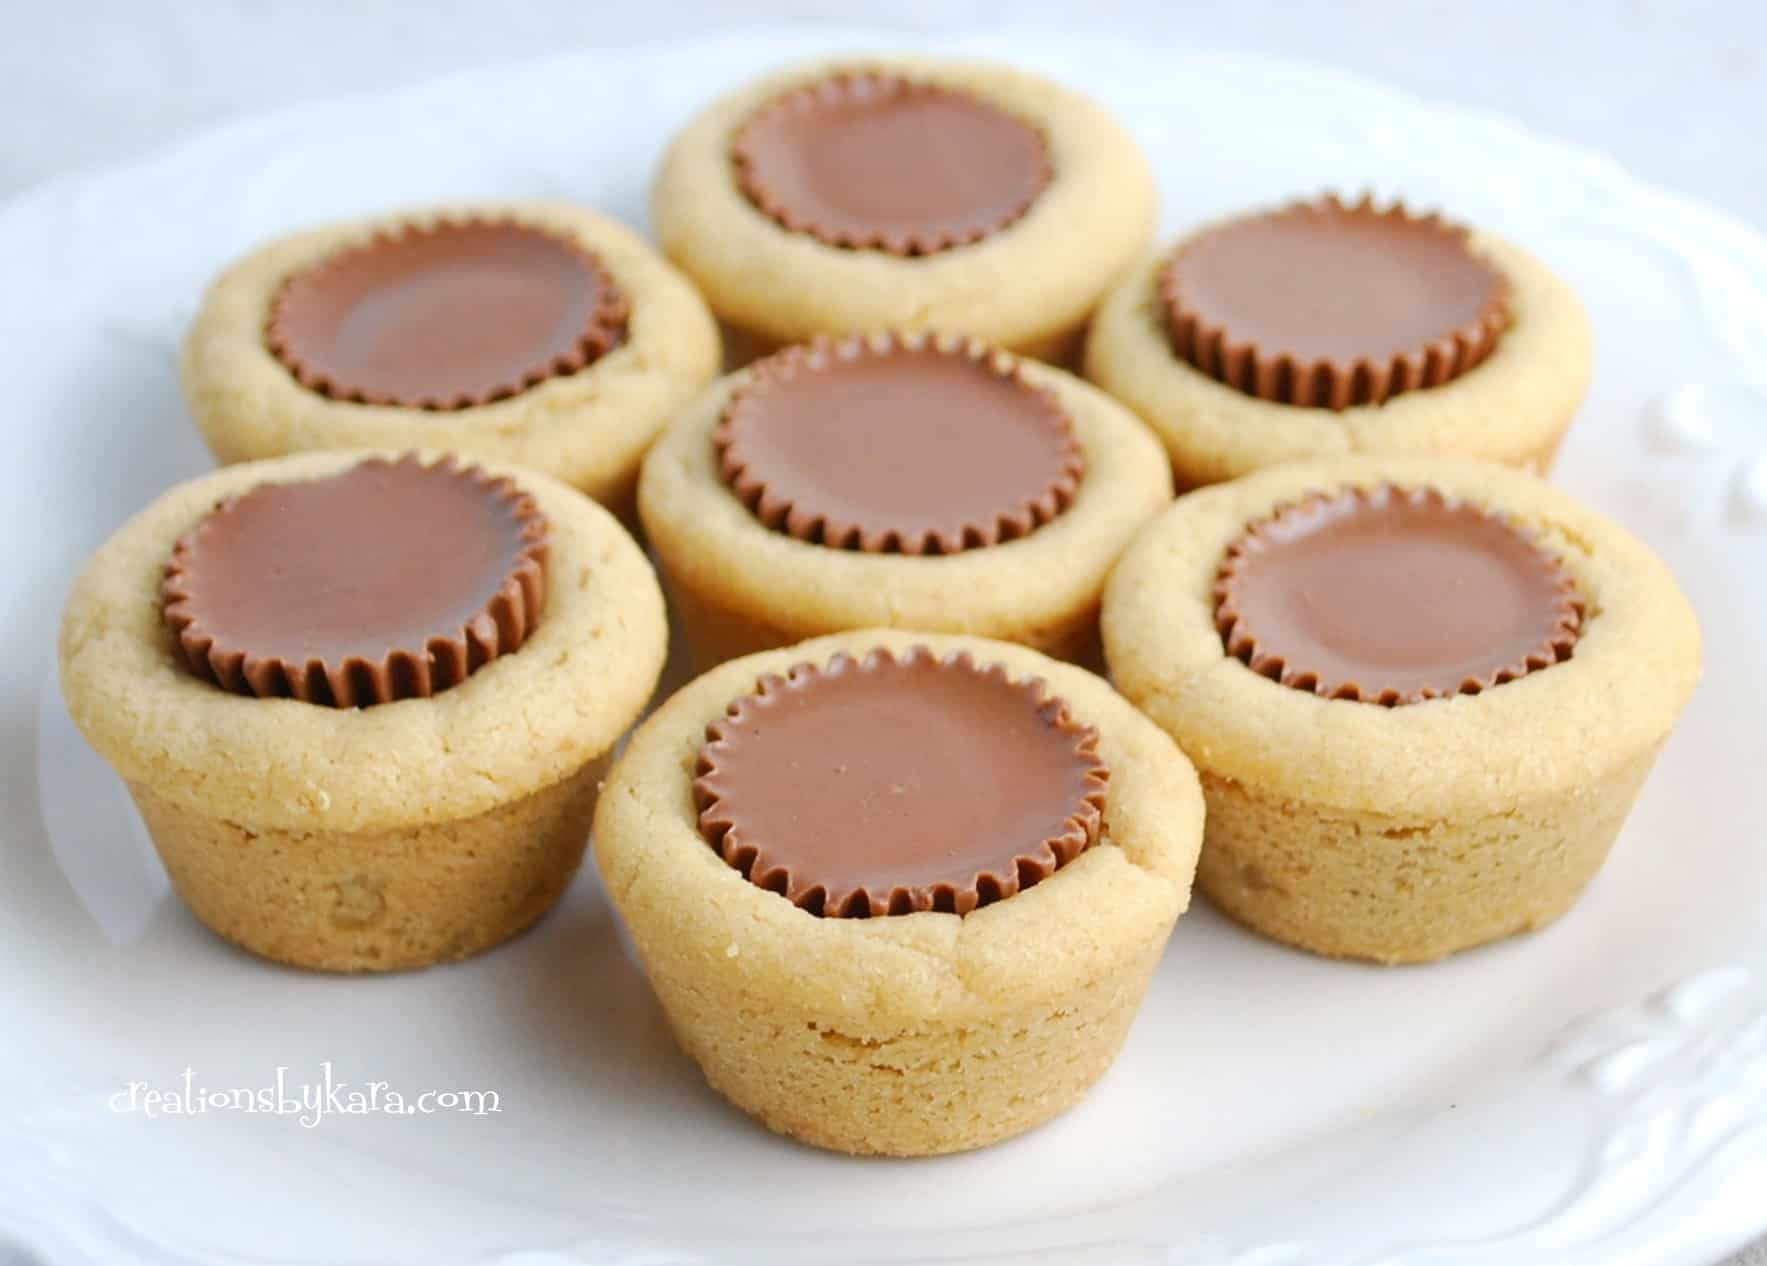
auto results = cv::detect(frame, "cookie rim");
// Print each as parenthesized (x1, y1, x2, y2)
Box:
(58, 447, 668, 833)
(1101, 454, 1702, 817)
(592, 627, 1204, 1026)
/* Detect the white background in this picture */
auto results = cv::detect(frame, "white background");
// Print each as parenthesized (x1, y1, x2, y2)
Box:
(4, 2, 1762, 1262)
(5, 0, 1764, 236)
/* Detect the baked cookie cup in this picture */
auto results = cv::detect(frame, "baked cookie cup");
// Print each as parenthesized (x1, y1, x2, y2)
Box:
(1102, 455, 1700, 964)
(182, 202, 720, 521)
(639, 332, 1173, 672)
(1085, 197, 1592, 490)
(653, 55, 1156, 364)
(594, 629, 1203, 1156)
(59, 449, 667, 972)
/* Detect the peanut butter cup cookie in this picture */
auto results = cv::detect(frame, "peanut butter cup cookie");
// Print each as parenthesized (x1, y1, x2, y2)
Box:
(59, 451, 667, 972)
(654, 57, 1156, 363)
(639, 332, 1173, 670)
(594, 630, 1203, 1155)
(1102, 455, 1700, 963)
(183, 204, 720, 519)
(1086, 196, 1592, 488)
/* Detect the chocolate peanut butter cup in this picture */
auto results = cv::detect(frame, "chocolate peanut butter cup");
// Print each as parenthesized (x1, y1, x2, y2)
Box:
(1214, 484, 1581, 705)
(732, 72, 1052, 255)
(164, 454, 548, 707)
(716, 335, 1082, 555)
(694, 646, 1108, 916)
(1160, 195, 1510, 409)
(267, 218, 628, 410)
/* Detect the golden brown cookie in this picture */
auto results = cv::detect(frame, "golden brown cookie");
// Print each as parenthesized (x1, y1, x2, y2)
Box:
(654, 56, 1156, 363)
(1085, 197, 1592, 489)
(59, 450, 667, 971)
(594, 629, 1203, 1155)
(182, 203, 720, 521)
(639, 332, 1172, 672)
(1102, 455, 1700, 963)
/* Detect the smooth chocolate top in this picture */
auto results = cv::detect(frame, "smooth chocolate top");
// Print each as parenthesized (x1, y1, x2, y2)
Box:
(1161, 196, 1510, 409)
(732, 73, 1052, 255)
(716, 336, 1082, 555)
(163, 455, 548, 707)
(694, 647, 1108, 917)
(1214, 485, 1581, 705)
(267, 219, 627, 410)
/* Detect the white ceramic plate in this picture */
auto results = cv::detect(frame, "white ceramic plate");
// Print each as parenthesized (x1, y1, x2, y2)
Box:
(3, 26, 1765, 1266)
